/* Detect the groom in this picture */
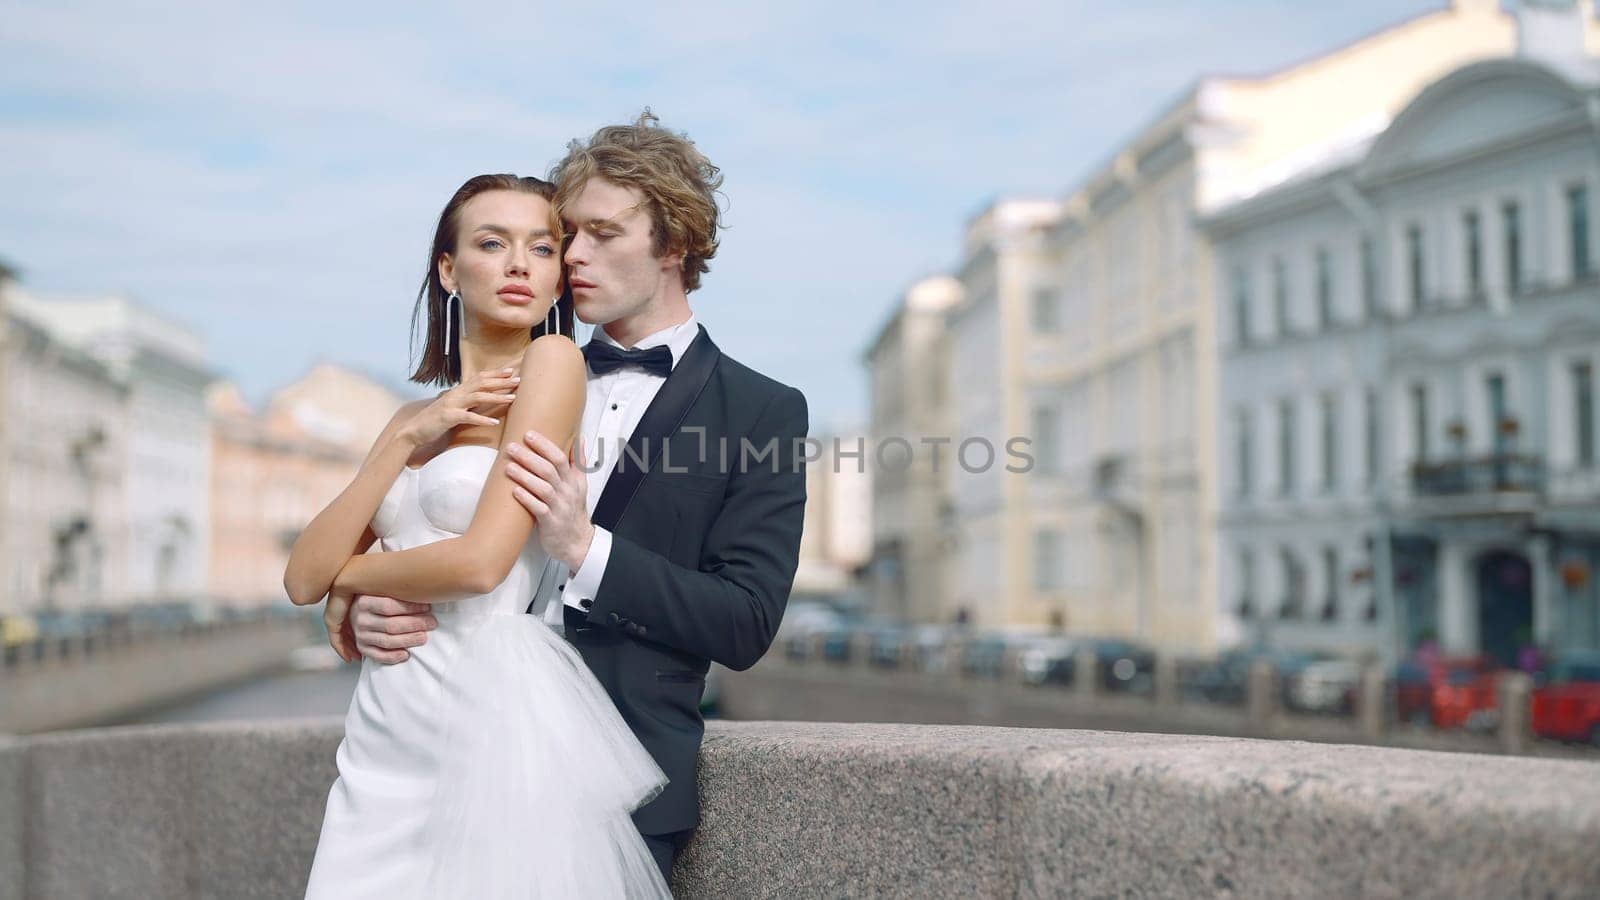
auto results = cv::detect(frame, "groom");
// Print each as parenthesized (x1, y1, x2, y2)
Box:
(341, 112, 809, 883)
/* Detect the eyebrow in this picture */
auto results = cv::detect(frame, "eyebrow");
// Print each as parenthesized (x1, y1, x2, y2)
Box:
(574, 202, 646, 232)
(473, 224, 554, 239)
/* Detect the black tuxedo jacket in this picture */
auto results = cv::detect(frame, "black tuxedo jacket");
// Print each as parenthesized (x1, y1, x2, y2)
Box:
(556, 323, 808, 836)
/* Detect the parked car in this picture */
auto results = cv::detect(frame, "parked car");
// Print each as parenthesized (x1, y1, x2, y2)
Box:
(1186, 648, 1328, 707)
(909, 624, 959, 673)
(1530, 649, 1600, 746)
(1393, 655, 1501, 730)
(816, 626, 856, 664)
(1286, 658, 1361, 714)
(778, 600, 845, 662)
(1017, 636, 1078, 686)
(0, 613, 39, 648)
(959, 634, 1010, 680)
(865, 626, 911, 669)
(1082, 638, 1157, 694)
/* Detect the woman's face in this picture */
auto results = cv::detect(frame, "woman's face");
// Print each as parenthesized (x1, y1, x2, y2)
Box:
(438, 189, 562, 334)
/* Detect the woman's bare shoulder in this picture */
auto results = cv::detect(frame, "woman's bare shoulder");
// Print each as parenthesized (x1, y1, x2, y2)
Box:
(521, 334, 586, 381)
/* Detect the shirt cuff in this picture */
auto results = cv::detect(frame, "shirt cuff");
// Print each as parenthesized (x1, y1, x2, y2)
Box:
(560, 526, 613, 614)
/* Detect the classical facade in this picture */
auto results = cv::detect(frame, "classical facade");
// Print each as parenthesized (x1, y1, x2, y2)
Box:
(11, 294, 215, 607)
(0, 284, 215, 612)
(863, 276, 963, 622)
(1206, 2, 1600, 662)
(937, 0, 1543, 651)
(949, 201, 1067, 629)
(208, 365, 409, 607)
(0, 293, 129, 613)
(793, 429, 873, 604)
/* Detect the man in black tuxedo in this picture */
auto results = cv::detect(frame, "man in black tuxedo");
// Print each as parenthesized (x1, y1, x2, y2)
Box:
(346, 112, 808, 884)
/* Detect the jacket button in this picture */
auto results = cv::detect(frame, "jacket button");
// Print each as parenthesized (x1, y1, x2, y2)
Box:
(635, 625, 648, 637)
(579, 598, 592, 611)
(608, 612, 621, 626)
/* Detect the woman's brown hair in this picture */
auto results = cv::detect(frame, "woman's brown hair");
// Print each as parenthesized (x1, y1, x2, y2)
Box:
(409, 174, 573, 386)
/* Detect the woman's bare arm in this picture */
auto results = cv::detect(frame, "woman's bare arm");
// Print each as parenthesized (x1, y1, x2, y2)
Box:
(330, 336, 586, 604)
(282, 400, 426, 606)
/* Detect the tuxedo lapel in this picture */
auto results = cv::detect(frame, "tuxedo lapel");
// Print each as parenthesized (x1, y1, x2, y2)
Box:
(590, 324, 719, 532)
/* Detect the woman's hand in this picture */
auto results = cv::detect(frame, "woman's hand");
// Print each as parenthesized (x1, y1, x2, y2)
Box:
(397, 367, 521, 448)
(323, 584, 361, 664)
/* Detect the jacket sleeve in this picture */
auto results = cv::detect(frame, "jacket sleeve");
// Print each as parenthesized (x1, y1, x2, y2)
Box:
(580, 386, 808, 670)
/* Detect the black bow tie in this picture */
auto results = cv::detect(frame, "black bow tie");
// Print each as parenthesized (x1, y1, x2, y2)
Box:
(582, 341, 674, 377)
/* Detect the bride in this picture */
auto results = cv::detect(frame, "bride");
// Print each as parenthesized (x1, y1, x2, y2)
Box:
(283, 173, 672, 898)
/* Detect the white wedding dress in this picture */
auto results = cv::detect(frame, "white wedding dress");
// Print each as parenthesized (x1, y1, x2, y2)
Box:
(303, 444, 672, 899)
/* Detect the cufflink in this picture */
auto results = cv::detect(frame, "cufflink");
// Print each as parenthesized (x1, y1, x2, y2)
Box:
(580, 598, 593, 611)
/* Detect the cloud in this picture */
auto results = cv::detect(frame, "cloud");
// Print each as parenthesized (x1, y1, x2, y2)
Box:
(0, 0, 1442, 428)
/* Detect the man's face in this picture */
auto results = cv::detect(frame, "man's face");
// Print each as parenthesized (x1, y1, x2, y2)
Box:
(561, 178, 672, 328)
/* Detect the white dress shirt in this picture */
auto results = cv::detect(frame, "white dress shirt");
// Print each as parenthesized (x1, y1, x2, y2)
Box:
(535, 313, 701, 630)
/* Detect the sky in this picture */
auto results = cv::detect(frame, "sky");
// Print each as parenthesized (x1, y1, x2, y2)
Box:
(1, 0, 1452, 432)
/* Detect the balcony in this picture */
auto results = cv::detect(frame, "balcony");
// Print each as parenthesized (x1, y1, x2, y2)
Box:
(1407, 454, 1545, 519)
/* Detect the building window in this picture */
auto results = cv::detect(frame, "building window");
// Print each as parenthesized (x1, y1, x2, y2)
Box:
(1279, 547, 1304, 619)
(1237, 408, 1254, 498)
(1238, 547, 1256, 617)
(1278, 398, 1296, 496)
(1360, 236, 1380, 320)
(1576, 361, 1595, 467)
(1321, 392, 1338, 491)
(1032, 405, 1060, 474)
(1031, 287, 1061, 333)
(1463, 209, 1483, 298)
(1411, 382, 1430, 463)
(1232, 265, 1251, 347)
(1487, 372, 1508, 456)
(1406, 224, 1425, 307)
(1503, 200, 1522, 295)
(1569, 184, 1592, 281)
(1364, 388, 1380, 489)
(1322, 546, 1340, 621)
(1034, 529, 1064, 591)
(1315, 246, 1333, 329)
(1272, 256, 1289, 337)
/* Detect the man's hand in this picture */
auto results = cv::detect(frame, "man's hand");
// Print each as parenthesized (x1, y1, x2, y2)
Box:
(505, 432, 595, 570)
(349, 594, 437, 664)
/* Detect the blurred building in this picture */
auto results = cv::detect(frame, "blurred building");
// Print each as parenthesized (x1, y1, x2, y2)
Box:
(930, 0, 1549, 651)
(0, 262, 10, 612)
(864, 276, 963, 623)
(208, 364, 408, 607)
(12, 293, 215, 608)
(946, 201, 1066, 630)
(793, 428, 873, 605)
(1207, 0, 1600, 664)
(0, 283, 215, 613)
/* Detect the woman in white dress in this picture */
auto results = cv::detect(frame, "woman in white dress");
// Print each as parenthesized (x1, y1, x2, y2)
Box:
(283, 174, 672, 898)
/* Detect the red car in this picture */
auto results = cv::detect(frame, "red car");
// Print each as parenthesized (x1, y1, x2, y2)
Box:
(1394, 655, 1502, 730)
(1531, 651, 1600, 746)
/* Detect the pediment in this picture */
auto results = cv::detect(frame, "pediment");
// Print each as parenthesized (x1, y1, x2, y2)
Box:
(1362, 60, 1585, 179)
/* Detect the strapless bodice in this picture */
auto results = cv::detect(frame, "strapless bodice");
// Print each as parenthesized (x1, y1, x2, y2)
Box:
(369, 443, 550, 620)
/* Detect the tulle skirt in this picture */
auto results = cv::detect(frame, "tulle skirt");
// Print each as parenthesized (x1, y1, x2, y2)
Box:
(305, 614, 672, 899)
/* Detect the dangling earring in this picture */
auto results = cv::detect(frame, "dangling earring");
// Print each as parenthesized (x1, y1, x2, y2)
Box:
(443, 290, 459, 359)
(545, 299, 558, 337)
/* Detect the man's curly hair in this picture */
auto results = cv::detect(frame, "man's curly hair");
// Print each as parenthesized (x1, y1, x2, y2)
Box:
(551, 109, 724, 293)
